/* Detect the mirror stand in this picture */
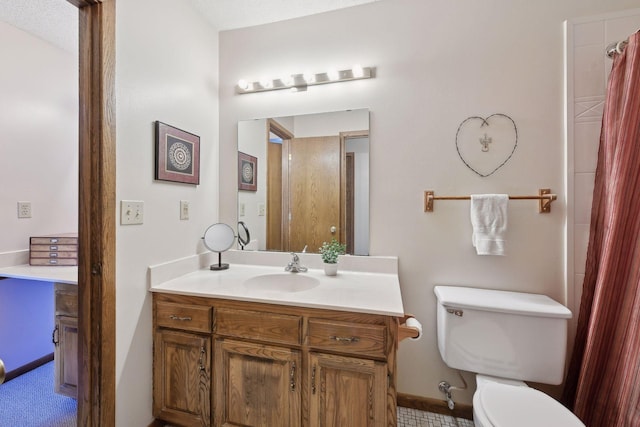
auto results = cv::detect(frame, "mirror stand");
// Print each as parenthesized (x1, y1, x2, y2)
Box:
(210, 252, 229, 271)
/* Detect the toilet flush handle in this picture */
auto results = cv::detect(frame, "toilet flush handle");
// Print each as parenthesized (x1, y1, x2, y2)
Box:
(446, 308, 463, 317)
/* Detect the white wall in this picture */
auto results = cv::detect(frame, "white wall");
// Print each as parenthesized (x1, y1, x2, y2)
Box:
(0, 19, 76, 381)
(0, 21, 77, 252)
(238, 119, 267, 249)
(115, 1, 219, 424)
(346, 136, 370, 255)
(219, 0, 639, 405)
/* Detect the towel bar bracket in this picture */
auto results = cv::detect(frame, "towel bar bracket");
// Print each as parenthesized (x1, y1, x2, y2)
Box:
(424, 188, 557, 213)
(538, 188, 552, 213)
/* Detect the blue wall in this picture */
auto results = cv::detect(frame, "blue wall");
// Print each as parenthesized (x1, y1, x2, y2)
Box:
(0, 278, 54, 372)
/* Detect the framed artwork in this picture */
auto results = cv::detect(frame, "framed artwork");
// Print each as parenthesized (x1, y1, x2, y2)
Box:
(238, 152, 257, 191)
(155, 121, 200, 185)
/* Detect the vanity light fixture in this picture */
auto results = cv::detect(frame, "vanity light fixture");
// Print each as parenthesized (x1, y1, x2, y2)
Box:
(236, 65, 375, 94)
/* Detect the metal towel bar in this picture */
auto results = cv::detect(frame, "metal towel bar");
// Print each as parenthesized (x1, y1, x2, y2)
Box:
(424, 188, 557, 213)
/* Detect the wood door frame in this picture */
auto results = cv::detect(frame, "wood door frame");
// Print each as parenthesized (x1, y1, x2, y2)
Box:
(66, 0, 116, 425)
(266, 119, 294, 251)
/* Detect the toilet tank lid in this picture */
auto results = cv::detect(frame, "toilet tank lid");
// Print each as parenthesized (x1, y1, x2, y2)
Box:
(434, 286, 572, 319)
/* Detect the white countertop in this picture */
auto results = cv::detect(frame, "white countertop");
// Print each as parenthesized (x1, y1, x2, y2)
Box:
(150, 263, 404, 317)
(0, 264, 78, 285)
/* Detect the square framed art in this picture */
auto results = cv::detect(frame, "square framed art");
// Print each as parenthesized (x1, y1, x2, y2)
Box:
(155, 121, 200, 185)
(238, 152, 257, 191)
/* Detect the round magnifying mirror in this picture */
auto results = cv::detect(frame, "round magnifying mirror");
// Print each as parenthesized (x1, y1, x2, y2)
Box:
(237, 221, 250, 249)
(203, 223, 236, 270)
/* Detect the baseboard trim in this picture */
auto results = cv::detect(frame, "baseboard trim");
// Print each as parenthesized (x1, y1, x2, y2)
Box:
(397, 392, 474, 421)
(4, 352, 54, 383)
(150, 394, 474, 426)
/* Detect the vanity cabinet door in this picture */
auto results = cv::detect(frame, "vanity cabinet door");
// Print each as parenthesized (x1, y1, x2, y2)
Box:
(153, 329, 211, 427)
(214, 339, 301, 427)
(54, 282, 78, 399)
(53, 315, 78, 398)
(308, 352, 387, 427)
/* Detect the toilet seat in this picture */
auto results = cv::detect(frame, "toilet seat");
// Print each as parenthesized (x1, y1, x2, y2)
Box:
(475, 383, 585, 427)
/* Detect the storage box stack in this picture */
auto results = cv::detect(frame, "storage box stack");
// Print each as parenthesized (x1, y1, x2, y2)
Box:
(29, 233, 78, 266)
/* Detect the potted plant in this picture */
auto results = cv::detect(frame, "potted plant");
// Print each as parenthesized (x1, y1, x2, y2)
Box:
(319, 238, 346, 276)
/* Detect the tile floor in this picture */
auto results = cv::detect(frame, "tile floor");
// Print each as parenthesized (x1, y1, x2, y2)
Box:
(397, 406, 475, 427)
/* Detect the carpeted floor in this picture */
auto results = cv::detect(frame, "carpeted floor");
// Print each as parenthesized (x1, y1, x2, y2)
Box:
(0, 361, 76, 427)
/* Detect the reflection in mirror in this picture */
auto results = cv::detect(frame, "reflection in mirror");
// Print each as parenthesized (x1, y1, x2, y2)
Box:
(237, 221, 250, 249)
(238, 109, 369, 255)
(203, 223, 236, 270)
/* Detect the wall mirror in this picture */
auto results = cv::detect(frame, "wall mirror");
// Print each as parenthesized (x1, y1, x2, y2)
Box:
(237, 109, 369, 255)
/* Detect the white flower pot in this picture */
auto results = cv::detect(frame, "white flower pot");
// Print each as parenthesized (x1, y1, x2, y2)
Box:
(323, 262, 338, 276)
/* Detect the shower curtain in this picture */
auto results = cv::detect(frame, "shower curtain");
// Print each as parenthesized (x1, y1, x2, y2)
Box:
(562, 31, 640, 426)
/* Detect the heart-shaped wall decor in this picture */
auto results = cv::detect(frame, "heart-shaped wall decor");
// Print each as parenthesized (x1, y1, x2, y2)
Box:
(455, 113, 517, 177)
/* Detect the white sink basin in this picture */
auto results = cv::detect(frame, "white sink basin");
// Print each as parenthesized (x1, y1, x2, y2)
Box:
(243, 273, 320, 293)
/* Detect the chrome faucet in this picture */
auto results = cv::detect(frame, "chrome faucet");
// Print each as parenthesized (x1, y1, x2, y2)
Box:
(285, 252, 307, 273)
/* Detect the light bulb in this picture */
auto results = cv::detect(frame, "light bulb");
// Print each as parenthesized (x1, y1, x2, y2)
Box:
(327, 69, 340, 81)
(303, 73, 316, 84)
(352, 64, 364, 78)
(237, 79, 249, 90)
(260, 77, 273, 89)
(281, 75, 294, 86)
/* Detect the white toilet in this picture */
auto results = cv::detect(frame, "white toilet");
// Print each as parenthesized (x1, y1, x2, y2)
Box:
(434, 286, 585, 427)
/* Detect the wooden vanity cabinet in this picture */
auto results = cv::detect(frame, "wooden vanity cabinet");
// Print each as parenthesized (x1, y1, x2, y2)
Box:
(152, 293, 399, 427)
(53, 282, 78, 398)
(214, 339, 301, 427)
(153, 301, 213, 427)
(307, 318, 389, 426)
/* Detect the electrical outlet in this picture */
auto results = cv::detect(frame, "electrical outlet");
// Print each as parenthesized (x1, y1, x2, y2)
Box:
(17, 201, 32, 218)
(120, 200, 144, 225)
(180, 200, 189, 220)
(258, 203, 265, 216)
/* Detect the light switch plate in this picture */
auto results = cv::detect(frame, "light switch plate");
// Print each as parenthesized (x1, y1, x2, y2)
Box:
(180, 200, 189, 220)
(121, 200, 144, 225)
(258, 203, 265, 216)
(17, 201, 32, 218)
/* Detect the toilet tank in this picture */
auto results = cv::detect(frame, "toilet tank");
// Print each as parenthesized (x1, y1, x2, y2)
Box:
(434, 286, 572, 385)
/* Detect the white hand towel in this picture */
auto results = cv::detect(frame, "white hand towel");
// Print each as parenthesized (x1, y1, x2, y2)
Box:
(470, 194, 508, 256)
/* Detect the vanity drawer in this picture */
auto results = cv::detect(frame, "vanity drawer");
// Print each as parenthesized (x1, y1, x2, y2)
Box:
(307, 319, 386, 359)
(55, 283, 78, 317)
(156, 301, 212, 333)
(215, 308, 302, 346)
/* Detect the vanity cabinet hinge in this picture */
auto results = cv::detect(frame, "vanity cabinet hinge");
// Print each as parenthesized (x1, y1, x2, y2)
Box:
(290, 361, 296, 391)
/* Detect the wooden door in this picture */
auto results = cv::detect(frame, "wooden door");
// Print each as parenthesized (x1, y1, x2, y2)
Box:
(153, 330, 211, 427)
(285, 136, 344, 253)
(215, 339, 301, 427)
(308, 352, 387, 427)
(54, 315, 78, 398)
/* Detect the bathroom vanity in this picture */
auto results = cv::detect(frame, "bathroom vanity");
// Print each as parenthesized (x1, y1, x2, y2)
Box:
(150, 255, 405, 427)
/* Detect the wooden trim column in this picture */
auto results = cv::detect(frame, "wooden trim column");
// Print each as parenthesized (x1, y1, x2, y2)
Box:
(69, 0, 116, 425)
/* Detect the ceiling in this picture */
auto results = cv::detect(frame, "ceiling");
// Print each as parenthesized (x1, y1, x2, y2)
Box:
(0, 0, 380, 52)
